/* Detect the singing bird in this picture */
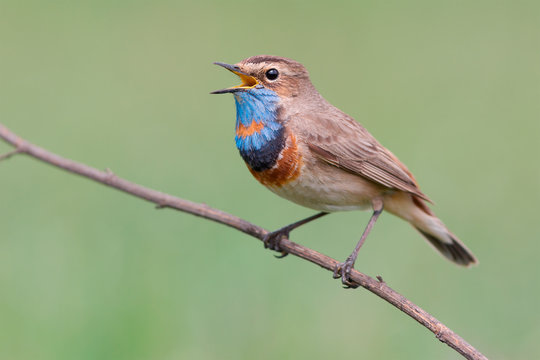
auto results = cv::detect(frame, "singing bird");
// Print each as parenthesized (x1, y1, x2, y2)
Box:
(211, 55, 477, 285)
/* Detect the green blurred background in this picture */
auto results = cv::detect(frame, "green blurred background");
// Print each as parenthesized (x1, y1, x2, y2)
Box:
(1, 1, 539, 359)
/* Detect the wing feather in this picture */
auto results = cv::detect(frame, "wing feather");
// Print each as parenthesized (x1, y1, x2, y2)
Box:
(296, 112, 431, 202)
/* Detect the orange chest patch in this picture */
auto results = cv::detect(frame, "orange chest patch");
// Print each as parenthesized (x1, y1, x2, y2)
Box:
(248, 134, 303, 187)
(236, 120, 265, 138)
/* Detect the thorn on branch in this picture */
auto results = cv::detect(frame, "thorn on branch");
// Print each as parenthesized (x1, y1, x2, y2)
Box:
(104, 168, 117, 184)
(435, 324, 449, 341)
(376, 275, 385, 283)
(0, 148, 23, 162)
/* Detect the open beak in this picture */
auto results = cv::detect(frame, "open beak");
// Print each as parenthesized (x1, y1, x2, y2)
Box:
(210, 62, 259, 94)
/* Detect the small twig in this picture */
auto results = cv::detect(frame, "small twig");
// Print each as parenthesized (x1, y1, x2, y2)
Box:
(0, 123, 487, 360)
(0, 148, 23, 161)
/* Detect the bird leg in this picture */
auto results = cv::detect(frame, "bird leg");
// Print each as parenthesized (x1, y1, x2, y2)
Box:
(333, 200, 384, 287)
(263, 212, 328, 257)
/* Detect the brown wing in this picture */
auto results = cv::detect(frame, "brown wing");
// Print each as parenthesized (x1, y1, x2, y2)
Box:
(296, 111, 431, 202)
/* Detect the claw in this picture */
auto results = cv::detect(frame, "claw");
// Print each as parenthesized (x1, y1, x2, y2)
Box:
(332, 258, 359, 289)
(332, 264, 342, 279)
(260, 212, 328, 259)
(262, 230, 290, 257)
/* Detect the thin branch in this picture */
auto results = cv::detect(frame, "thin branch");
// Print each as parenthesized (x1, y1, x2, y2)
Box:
(0, 123, 487, 360)
(0, 148, 23, 161)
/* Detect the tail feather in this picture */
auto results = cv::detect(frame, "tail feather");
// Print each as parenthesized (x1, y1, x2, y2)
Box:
(416, 228, 478, 266)
(385, 192, 478, 266)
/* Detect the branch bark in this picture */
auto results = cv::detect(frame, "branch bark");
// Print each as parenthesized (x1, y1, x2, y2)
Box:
(0, 123, 487, 360)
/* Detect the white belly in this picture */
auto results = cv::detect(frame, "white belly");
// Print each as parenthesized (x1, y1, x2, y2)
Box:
(265, 161, 384, 212)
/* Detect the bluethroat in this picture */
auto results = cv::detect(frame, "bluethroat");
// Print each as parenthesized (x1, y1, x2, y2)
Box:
(211, 55, 477, 286)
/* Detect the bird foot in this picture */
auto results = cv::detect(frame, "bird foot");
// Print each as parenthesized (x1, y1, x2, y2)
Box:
(262, 229, 290, 258)
(332, 256, 359, 288)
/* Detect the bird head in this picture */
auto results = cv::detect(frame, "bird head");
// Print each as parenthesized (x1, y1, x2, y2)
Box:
(211, 55, 313, 98)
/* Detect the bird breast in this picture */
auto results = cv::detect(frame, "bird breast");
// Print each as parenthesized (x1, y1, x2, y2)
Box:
(247, 132, 303, 187)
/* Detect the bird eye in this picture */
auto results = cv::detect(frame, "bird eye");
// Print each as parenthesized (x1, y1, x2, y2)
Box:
(265, 68, 279, 81)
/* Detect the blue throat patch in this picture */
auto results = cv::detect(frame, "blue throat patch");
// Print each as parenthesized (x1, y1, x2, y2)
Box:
(233, 88, 285, 172)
